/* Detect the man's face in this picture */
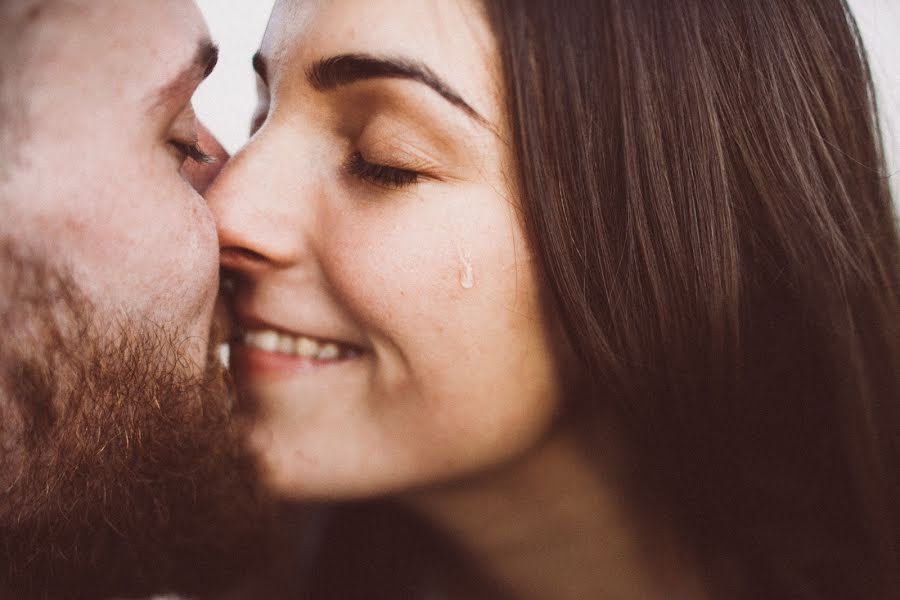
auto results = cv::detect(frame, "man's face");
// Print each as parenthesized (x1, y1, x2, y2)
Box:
(0, 2, 271, 598)
(2, 0, 221, 350)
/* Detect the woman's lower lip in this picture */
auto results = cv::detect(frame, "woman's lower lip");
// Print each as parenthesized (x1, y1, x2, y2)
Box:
(230, 342, 355, 377)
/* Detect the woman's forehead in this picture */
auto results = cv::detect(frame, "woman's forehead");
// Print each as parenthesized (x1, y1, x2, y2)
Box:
(260, 0, 502, 125)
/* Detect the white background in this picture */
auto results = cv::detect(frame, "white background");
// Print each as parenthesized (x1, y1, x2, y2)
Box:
(195, 0, 900, 198)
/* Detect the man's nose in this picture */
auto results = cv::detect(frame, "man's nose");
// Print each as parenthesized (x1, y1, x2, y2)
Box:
(183, 123, 229, 194)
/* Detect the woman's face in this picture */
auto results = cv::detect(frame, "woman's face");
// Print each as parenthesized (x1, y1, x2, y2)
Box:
(207, 0, 564, 499)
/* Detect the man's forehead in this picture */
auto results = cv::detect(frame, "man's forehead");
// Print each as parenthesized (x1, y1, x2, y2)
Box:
(16, 0, 206, 34)
(25, 0, 208, 65)
(16, 0, 211, 97)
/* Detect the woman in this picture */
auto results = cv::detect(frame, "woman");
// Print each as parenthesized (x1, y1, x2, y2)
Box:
(207, 0, 900, 598)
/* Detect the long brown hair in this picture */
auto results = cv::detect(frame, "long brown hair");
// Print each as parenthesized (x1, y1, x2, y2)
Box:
(484, 0, 900, 597)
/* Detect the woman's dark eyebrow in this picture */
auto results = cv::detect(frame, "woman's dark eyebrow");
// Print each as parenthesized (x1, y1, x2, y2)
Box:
(252, 51, 268, 86)
(311, 53, 487, 125)
(253, 51, 487, 126)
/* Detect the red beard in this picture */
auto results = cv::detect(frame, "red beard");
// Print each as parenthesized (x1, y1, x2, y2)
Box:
(0, 242, 275, 599)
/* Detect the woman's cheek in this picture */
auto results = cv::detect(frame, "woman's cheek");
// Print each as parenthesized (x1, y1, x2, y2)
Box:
(322, 199, 482, 325)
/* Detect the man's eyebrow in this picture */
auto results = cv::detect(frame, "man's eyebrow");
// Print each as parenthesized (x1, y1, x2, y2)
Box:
(151, 40, 219, 109)
(252, 51, 487, 126)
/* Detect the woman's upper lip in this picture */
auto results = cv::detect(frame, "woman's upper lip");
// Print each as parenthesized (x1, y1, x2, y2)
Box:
(233, 309, 369, 351)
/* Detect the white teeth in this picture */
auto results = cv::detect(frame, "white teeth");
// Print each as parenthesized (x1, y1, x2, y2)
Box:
(253, 330, 280, 352)
(317, 343, 340, 360)
(217, 343, 231, 368)
(277, 335, 295, 354)
(242, 328, 348, 361)
(296, 337, 320, 358)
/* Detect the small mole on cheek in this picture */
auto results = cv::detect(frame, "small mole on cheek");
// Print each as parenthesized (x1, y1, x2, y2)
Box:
(26, 4, 45, 22)
(457, 245, 475, 290)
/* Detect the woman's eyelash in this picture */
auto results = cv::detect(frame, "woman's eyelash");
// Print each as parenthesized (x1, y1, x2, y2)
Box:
(171, 140, 215, 165)
(345, 152, 421, 189)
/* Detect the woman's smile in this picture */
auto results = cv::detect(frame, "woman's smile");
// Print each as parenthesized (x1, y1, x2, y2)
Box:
(232, 327, 363, 375)
(231, 306, 369, 378)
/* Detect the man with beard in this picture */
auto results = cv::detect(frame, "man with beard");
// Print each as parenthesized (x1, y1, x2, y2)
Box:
(0, 1, 273, 598)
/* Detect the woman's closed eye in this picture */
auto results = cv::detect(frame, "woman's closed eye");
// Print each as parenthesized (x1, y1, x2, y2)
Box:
(345, 151, 422, 190)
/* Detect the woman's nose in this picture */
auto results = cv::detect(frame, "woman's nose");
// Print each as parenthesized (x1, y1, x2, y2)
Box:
(204, 133, 316, 275)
